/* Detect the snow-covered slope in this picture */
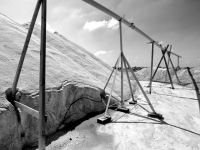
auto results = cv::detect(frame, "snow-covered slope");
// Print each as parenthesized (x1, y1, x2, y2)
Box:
(0, 13, 132, 149)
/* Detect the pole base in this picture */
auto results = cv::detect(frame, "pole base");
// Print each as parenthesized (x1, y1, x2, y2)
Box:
(109, 105, 118, 110)
(178, 82, 187, 86)
(129, 100, 137, 105)
(97, 116, 111, 125)
(148, 112, 164, 120)
(116, 107, 130, 113)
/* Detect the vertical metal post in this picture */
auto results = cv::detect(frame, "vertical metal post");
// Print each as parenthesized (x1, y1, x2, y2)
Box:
(123, 55, 135, 102)
(165, 45, 172, 82)
(39, 0, 46, 149)
(12, 0, 42, 95)
(167, 52, 181, 84)
(119, 20, 124, 106)
(163, 50, 174, 89)
(149, 41, 154, 94)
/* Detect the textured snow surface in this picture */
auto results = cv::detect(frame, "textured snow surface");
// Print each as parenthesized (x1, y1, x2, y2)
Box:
(0, 13, 125, 95)
(45, 82, 200, 150)
(0, 13, 131, 149)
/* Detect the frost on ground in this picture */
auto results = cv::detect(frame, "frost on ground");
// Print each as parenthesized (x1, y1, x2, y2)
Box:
(44, 82, 200, 150)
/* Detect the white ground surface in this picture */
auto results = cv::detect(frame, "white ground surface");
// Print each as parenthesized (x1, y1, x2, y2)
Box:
(44, 81, 200, 150)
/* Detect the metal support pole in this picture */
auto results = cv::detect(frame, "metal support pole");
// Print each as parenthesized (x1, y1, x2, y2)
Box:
(122, 54, 156, 113)
(150, 46, 169, 84)
(39, 0, 46, 149)
(12, 0, 42, 95)
(167, 52, 181, 84)
(123, 57, 135, 102)
(149, 41, 154, 94)
(104, 54, 120, 90)
(177, 57, 180, 69)
(162, 50, 174, 89)
(104, 68, 118, 117)
(165, 45, 172, 82)
(82, 0, 180, 59)
(119, 20, 124, 106)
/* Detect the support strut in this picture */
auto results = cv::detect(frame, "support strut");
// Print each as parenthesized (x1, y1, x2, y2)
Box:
(12, 0, 42, 95)
(39, 0, 47, 149)
(149, 41, 155, 94)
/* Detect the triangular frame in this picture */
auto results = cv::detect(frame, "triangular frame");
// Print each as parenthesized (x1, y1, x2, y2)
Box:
(98, 20, 163, 124)
(5, 0, 47, 149)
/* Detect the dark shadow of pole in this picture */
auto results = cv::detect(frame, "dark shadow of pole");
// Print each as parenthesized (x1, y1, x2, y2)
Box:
(111, 112, 200, 137)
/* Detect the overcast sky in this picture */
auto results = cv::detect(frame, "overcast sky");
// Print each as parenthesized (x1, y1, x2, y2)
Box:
(0, 0, 200, 67)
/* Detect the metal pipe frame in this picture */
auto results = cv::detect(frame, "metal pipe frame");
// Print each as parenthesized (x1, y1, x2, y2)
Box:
(150, 47, 168, 83)
(122, 53, 156, 113)
(82, 0, 181, 57)
(39, 0, 47, 149)
(9, 0, 46, 149)
(168, 50, 181, 69)
(83, 0, 182, 91)
(169, 51, 182, 58)
(167, 51, 181, 84)
(150, 45, 174, 89)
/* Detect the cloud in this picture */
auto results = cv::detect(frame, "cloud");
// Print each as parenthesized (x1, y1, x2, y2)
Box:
(107, 18, 119, 30)
(83, 20, 107, 32)
(83, 18, 118, 31)
(94, 50, 111, 56)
